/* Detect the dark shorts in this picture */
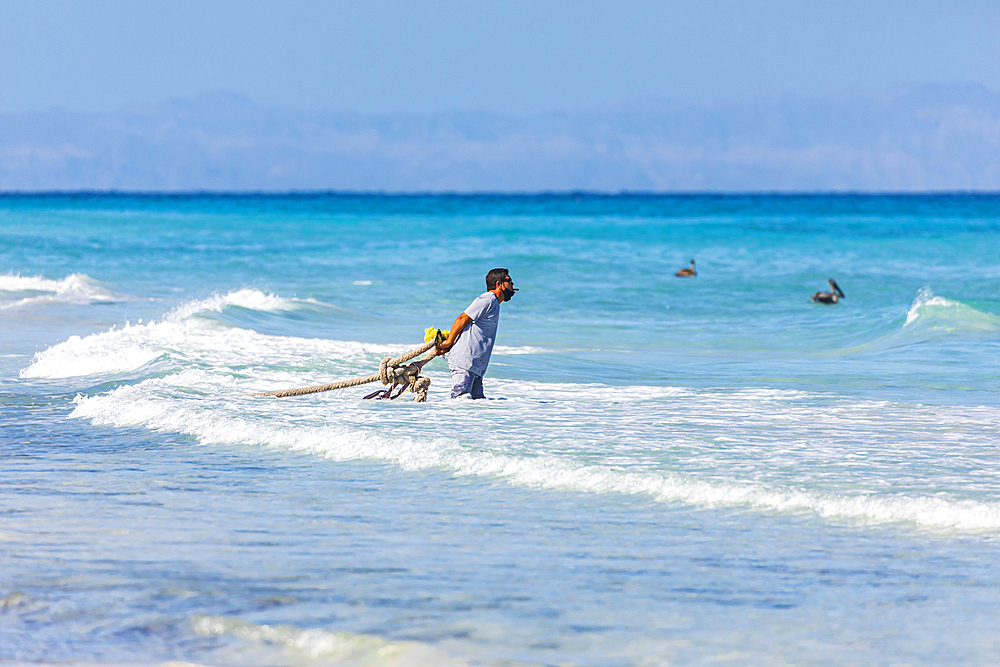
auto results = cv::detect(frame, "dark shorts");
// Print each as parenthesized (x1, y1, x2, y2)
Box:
(450, 368, 485, 399)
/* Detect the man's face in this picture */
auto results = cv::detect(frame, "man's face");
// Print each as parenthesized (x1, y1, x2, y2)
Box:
(499, 275, 516, 301)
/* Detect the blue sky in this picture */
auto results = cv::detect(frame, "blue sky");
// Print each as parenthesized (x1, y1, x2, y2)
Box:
(1, 0, 998, 114)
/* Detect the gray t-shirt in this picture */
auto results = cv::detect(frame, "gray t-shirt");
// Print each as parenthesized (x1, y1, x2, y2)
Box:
(447, 292, 500, 375)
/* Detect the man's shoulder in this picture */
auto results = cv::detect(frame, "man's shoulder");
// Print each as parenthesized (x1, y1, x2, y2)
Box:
(467, 291, 498, 310)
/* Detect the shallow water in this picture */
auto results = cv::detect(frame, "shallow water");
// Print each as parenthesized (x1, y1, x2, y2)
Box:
(2, 193, 1000, 665)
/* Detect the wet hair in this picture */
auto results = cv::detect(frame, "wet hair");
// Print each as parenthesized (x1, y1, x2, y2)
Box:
(485, 267, 510, 290)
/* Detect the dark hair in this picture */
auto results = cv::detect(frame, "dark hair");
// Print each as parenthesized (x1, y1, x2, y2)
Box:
(485, 267, 510, 290)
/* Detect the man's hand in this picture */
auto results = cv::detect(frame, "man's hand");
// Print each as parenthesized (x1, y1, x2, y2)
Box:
(436, 312, 472, 355)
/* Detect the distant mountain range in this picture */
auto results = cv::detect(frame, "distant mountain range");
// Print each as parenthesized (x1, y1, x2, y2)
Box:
(2, 84, 998, 192)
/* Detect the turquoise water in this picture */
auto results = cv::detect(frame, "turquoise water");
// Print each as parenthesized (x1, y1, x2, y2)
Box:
(2, 193, 1000, 665)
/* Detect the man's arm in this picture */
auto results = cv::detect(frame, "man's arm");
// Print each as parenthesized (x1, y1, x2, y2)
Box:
(436, 312, 472, 355)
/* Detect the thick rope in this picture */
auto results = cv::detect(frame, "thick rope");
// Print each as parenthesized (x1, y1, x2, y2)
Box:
(243, 339, 439, 401)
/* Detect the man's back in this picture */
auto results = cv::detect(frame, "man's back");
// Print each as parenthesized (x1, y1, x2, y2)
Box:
(447, 291, 500, 376)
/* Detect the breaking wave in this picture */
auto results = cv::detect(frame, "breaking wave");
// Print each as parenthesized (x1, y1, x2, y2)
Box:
(19, 288, 354, 379)
(0, 272, 122, 309)
(833, 287, 1000, 357)
(903, 286, 1000, 333)
(167, 287, 295, 320)
(190, 615, 462, 666)
(21, 289, 546, 379)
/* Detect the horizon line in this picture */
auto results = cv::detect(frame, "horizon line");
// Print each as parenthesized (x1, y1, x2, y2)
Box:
(3, 189, 1000, 198)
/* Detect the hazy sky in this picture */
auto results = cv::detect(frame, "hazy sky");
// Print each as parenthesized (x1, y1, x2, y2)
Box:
(2, 0, 998, 114)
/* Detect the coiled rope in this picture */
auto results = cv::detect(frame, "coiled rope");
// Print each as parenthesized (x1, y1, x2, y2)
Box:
(243, 331, 444, 402)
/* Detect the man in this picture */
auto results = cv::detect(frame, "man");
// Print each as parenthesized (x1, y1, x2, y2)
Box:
(436, 268, 517, 399)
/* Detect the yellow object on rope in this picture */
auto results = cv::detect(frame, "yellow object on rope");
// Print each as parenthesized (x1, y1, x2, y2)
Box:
(244, 328, 448, 402)
(425, 327, 449, 343)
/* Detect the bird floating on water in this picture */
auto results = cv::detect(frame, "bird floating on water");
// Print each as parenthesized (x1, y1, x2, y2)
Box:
(812, 278, 845, 304)
(675, 260, 696, 277)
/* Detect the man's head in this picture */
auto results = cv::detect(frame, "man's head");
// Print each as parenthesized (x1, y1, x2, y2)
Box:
(486, 267, 517, 302)
(486, 268, 509, 291)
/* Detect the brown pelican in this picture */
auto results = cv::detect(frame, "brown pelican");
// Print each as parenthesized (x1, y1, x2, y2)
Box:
(812, 279, 845, 304)
(675, 260, 696, 277)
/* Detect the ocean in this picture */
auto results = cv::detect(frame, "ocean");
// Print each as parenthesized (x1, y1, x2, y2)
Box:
(2, 193, 999, 665)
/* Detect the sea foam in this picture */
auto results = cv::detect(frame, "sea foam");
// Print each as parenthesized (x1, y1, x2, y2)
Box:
(19, 288, 327, 379)
(69, 370, 1000, 533)
(191, 614, 462, 666)
(20, 314, 371, 379)
(0, 272, 121, 309)
(21, 288, 546, 379)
